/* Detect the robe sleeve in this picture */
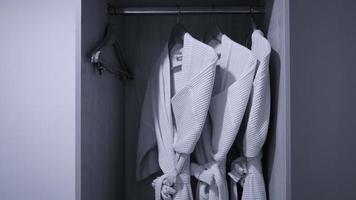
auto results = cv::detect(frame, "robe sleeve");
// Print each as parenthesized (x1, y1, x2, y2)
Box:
(243, 31, 271, 158)
(240, 31, 271, 200)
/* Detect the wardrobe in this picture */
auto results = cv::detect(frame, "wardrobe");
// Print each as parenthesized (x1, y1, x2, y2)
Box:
(3, 0, 356, 200)
(82, 0, 289, 200)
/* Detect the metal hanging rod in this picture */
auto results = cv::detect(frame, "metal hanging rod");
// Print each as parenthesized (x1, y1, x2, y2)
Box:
(108, 5, 265, 15)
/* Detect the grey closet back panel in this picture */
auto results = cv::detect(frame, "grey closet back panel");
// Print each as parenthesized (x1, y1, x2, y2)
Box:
(290, 0, 356, 199)
(81, 0, 126, 199)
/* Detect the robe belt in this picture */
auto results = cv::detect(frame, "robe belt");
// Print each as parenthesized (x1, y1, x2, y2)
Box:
(152, 170, 190, 200)
(152, 154, 190, 200)
(228, 154, 263, 200)
(190, 161, 227, 200)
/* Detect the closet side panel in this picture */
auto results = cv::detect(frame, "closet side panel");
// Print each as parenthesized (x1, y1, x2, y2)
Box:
(81, 0, 125, 199)
(263, 0, 291, 199)
(0, 1, 78, 200)
(290, 0, 356, 199)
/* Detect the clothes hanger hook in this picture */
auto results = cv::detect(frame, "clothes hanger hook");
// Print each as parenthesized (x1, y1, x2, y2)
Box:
(249, 6, 257, 31)
(210, 5, 215, 24)
(176, 6, 181, 24)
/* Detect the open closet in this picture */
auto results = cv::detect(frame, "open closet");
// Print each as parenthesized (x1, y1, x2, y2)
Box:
(81, 0, 289, 199)
(4, 0, 356, 199)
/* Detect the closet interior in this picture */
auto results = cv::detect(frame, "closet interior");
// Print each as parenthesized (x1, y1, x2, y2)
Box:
(81, 0, 289, 199)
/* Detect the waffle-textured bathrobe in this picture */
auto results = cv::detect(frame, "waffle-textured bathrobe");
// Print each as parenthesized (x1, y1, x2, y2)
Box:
(191, 35, 257, 200)
(228, 30, 271, 200)
(136, 33, 218, 200)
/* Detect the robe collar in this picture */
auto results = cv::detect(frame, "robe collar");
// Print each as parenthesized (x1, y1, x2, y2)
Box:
(217, 34, 232, 73)
(158, 32, 218, 169)
(164, 32, 193, 101)
(152, 33, 217, 200)
(136, 32, 217, 183)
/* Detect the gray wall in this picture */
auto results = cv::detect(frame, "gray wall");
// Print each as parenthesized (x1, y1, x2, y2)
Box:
(81, 0, 126, 199)
(0, 0, 80, 200)
(290, 0, 356, 199)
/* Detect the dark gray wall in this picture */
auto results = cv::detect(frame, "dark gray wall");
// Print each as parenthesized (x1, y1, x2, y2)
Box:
(290, 1, 356, 199)
(81, 0, 125, 199)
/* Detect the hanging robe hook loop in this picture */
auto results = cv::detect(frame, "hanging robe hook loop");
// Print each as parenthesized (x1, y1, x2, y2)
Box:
(176, 6, 181, 24)
(249, 6, 257, 30)
(210, 5, 215, 23)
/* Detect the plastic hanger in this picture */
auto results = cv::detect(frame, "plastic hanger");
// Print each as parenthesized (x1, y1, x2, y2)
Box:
(168, 6, 187, 54)
(90, 22, 133, 80)
(250, 7, 257, 32)
(90, 24, 114, 60)
(204, 6, 223, 44)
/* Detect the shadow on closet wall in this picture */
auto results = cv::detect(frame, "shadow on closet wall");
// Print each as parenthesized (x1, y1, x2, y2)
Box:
(81, 0, 126, 200)
(264, 48, 280, 197)
(262, 0, 290, 199)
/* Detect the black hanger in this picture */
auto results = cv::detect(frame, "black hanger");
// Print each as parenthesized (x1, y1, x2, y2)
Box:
(90, 23, 114, 57)
(204, 6, 223, 44)
(245, 7, 257, 47)
(168, 6, 187, 54)
(90, 23, 133, 80)
(250, 7, 257, 31)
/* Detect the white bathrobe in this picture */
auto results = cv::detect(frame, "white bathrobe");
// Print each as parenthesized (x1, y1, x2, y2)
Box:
(228, 30, 271, 200)
(192, 35, 258, 200)
(136, 33, 218, 200)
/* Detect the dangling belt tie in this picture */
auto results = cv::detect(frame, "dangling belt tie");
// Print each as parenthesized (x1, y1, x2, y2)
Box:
(228, 154, 263, 200)
(152, 170, 190, 200)
(190, 161, 227, 200)
(152, 154, 190, 200)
